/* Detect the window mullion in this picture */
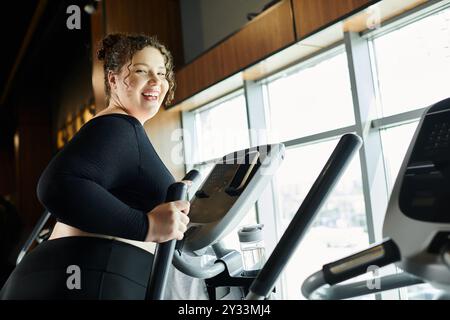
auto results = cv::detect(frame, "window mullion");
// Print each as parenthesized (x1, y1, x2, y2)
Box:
(345, 31, 400, 300)
(244, 79, 285, 298)
(344, 31, 389, 245)
(181, 110, 198, 173)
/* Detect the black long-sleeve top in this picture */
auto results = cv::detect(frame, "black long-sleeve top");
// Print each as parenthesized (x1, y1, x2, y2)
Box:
(37, 114, 175, 241)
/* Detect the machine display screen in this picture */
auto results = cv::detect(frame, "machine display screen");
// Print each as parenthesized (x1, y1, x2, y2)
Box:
(189, 151, 260, 224)
(399, 111, 450, 223)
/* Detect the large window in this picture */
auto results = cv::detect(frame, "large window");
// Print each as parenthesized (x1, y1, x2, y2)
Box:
(274, 139, 368, 299)
(372, 6, 450, 117)
(261, 48, 366, 299)
(193, 93, 250, 163)
(264, 50, 355, 143)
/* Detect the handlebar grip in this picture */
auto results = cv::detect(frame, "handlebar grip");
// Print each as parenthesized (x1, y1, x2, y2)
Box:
(182, 169, 200, 184)
(322, 239, 401, 285)
(165, 182, 188, 202)
(146, 170, 200, 300)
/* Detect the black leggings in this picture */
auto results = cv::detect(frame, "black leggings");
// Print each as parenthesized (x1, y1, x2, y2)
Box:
(0, 236, 153, 300)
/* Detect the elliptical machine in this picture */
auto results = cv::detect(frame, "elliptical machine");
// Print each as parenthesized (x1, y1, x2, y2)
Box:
(302, 97, 450, 300)
(15, 132, 363, 300)
(149, 134, 362, 300)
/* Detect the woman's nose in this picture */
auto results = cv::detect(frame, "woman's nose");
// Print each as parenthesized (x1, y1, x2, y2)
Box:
(147, 72, 161, 84)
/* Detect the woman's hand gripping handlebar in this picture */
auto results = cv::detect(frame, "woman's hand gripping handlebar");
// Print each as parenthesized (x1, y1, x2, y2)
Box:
(146, 170, 200, 300)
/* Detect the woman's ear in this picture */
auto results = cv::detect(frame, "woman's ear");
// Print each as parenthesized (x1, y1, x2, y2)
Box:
(108, 71, 117, 90)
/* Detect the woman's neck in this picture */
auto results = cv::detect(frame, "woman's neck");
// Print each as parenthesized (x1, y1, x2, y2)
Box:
(102, 104, 146, 125)
(106, 104, 130, 115)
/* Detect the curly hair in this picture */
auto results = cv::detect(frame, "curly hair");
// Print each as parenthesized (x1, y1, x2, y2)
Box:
(97, 33, 175, 106)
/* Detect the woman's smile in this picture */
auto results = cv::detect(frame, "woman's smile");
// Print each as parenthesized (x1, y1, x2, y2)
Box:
(141, 87, 161, 102)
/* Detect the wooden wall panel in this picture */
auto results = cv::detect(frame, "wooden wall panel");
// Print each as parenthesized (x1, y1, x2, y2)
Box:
(172, 0, 295, 106)
(104, 0, 184, 68)
(293, 0, 378, 39)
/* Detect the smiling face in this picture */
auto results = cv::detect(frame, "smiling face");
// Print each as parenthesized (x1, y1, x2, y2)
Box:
(108, 46, 169, 121)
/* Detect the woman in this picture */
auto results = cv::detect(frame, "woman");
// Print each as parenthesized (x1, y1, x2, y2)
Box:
(0, 33, 192, 299)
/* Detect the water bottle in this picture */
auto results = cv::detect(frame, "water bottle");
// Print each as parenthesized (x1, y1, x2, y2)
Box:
(238, 224, 266, 276)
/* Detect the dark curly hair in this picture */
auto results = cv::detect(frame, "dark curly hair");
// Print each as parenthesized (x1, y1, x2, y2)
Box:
(97, 33, 175, 106)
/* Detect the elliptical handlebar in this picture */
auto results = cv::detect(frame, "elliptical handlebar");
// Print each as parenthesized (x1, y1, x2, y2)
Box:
(145, 170, 200, 300)
(301, 238, 420, 299)
(16, 210, 52, 265)
(303, 270, 423, 300)
(246, 133, 362, 300)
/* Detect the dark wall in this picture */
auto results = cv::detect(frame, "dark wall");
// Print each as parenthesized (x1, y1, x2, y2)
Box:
(0, 139, 15, 198)
(1, 0, 93, 230)
(55, 23, 93, 139)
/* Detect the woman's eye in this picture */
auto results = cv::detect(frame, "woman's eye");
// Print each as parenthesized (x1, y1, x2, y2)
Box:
(158, 73, 166, 77)
(136, 69, 147, 74)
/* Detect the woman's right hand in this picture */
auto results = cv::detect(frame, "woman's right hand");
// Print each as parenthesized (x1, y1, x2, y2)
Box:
(145, 200, 190, 243)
